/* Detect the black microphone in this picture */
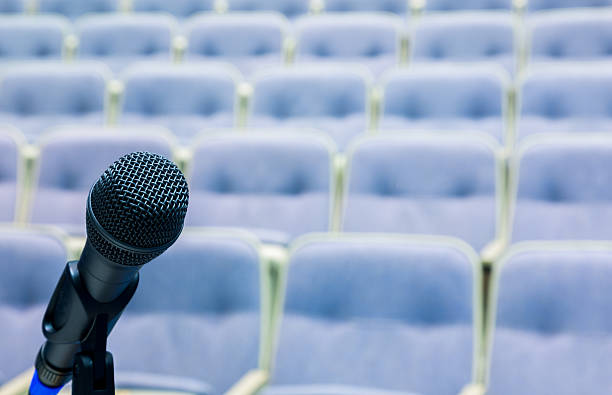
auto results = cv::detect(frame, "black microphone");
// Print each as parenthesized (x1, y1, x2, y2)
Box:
(32, 151, 189, 390)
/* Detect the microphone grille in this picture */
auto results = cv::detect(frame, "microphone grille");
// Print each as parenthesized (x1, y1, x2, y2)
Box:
(87, 151, 189, 265)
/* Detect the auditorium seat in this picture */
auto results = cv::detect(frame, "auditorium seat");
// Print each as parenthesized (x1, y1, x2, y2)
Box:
(0, 0, 23, 12)
(294, 14, 402, 76)
(0, 126, 21, 223)
(119, 62, 239, 143)
(248, 66, 370, 149)
(264, 235, 478, 395)
(264, 386, 420, 395)
(109, 230, 262, 394)
(0, 227, 67, 385)
(131, 0, 215, 17)
(342, 133, 500, 251)
(517, 64, 612, 140)
(28, 127, 175, 234)
(0, 63, 109, 141)
(38, 0, 118, 18)
(75, 14, 175, 71)
(184, 13, 287, 75)
(424, 0, 512, 11)
(528, 9, 612, 63)
(324, 0, 408, 13)
(0, 16, 68, 60)
(186, 132, 335, 245)
(226, 0, 310, 18)
(488, 244, 612, 395)
(511, 134, 612, 242)
(411, 12, 515, 74)
(379, 65, 508, 143)
(527, 0, 612, 11)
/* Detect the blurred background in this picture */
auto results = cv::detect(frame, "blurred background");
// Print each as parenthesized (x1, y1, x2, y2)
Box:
(1, 0, 612, 394)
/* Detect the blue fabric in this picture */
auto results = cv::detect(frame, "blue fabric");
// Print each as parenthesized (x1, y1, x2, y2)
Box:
(272, 237, 474, 395)
(0, 0, 23, 12)
(0, 64, 107, 141)
(227, 0, 309, 18)
(185, 13, 285, 76)
(75, 15, 174, 71)
(528, 0, 612, 11)
(0, 229, 67, 384)
(529, 10, 612, 62)
(249, 67, 368, 148)
(380, 66, 506, 142)
(29, 127, 172, 234)
(0, 16, 67, 60)
(132, 0, 214, 17)
(343, 134, 498, 251)
(37, 0, 118, 18)
(425, 0, 512, 10)
(518, 65, 612, 139)
(120, 63, 236, 143)
(512, 137, 612, 242)
(110, 233, 260, 394)
(0, 128, 19, 222)
(264, 385, 420, 395)
(186, 134, 332, 243)
(324, 0, 407, 13)
(29, 371, 63, 395)
(411, 13, 515, 74)
(113, 372, 212, 394)
(489, 247, 612, 394)
(295, 14, 400, 76)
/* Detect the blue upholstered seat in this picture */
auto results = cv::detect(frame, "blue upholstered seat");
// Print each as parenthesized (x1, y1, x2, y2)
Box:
(294, 14, 402, 76)
(0, 228, 67, 385)
(517, 64, 612, 140)
(119, 62, 238, 143)
(186, 133, 335, 244)
(264, 385, 420, 395)
(343, 133, 500, 251)
(511, 134, 612, 242)
(28, 127, 174, 234)
(411, 12, 516, 74)
(0, 126, 21, 222)
(184, 13, 287, 75)
(75, 14, 175, 71)
(324, 0, 407, 13)
(266, 235, 477, 395)
(0, 16, 68, 60)
(527, 0, 612, 11)
(424, 0, 512, 10)
(380, 65, 508, 143)
(109, 230, 262, 394)
(529, 10, 612, 63)
(0, 0, 23, 12)
(0, 63, 108, 141)
(132, 0, 214, 17)
(248, 66, 370, 149)
(37, 0, 118, 18)
(226, 0, 310, 18)
(488, 244, 612, 394)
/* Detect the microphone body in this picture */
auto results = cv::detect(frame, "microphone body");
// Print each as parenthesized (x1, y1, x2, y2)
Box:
(31, 152, 189, 390)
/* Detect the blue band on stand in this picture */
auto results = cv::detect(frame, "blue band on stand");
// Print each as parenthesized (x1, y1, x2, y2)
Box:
(28, 370, 64, 395)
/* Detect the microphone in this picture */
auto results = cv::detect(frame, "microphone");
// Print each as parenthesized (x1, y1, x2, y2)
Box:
(31, 151, 189, 391)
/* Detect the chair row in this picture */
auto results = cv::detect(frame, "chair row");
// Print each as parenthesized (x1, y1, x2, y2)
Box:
(1, 125, 611, 252)
(1, 227, 610, 395)
(2, 9, 612, 75)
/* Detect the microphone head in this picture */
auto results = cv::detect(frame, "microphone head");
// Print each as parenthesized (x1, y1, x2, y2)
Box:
(86, 151, 189, 266)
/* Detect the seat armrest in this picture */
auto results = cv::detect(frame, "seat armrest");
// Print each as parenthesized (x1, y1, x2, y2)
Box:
(459, 383, 486, 395)
(224, 370, 269, 395)
(480, 238, 507, 268)
(0, 368, 34, 395)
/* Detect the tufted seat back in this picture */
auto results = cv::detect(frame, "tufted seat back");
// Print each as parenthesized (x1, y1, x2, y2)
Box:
(0, 16, 68, 60)
(38, 0, 118, 18)
(527, 0, 612, 11)
(424, 0, 512, 10)
(324, 0, 407, 13)
(132, 0, 215, 17)
(226, 0, 309, 18)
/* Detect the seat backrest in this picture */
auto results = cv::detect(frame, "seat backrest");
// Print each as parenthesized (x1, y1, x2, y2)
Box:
(0, 16, 68, 60)
(425, 0, 512, 10)
(38, 0, 118, 18)
(324, 0, 407, 13)
(227, 0, 310, 18)
(528, 0, 612, 11)
(132, 0, 214, 17)
(251, 66, 368, 119)
(520, 65, 612, 119)
(0, 228, 67, 307)
(411, 13, 514, 61)
(0, 63, 108, 116)
(121, 63, 238, 116)
(295, 14, 401, 60)
(529, 10, 612, 61)
(273, 235, 476, 394)
(0, 0, 23, 12)
(382, 65, 505, 120)
(76, 14, 174, 58)
(185, 13, 286, 59)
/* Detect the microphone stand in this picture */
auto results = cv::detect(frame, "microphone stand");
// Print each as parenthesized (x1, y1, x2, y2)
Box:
(72, 314, 114, 395)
